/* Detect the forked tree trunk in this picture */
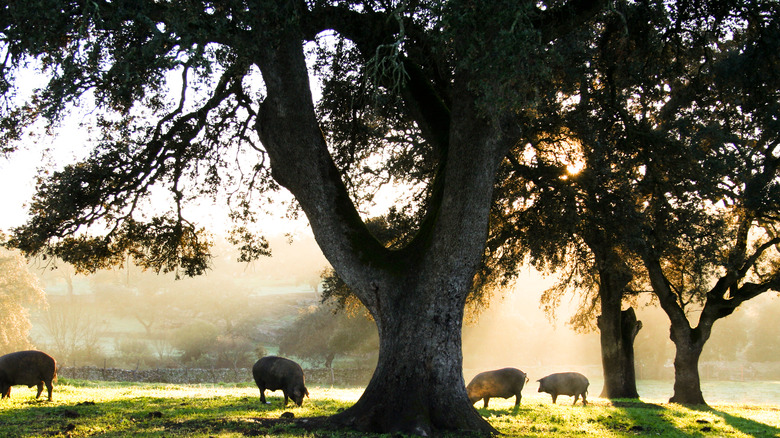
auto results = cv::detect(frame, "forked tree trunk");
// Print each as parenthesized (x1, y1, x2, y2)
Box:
(643, 258, 711, 405)
(254, 18, 505, 435)
(331, 291, 493, 435)
(669, 326, 707, 405)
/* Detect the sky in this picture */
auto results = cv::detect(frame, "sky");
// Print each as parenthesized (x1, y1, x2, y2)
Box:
(0, 130, 313, 237)
(0, 147, 41, 230)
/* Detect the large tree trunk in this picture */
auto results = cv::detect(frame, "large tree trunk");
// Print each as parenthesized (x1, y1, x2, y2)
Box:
(598, 306, 641, 399)
(669, 326, 706, 404)
(592, 247, 641, 399)
(331, 287, 493, 435)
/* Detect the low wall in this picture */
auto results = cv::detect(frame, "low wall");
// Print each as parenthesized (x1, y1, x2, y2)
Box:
(58, 366, 373, 387)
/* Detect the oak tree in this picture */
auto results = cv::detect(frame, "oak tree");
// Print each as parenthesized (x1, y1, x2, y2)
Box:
(2, 0, 604, 434)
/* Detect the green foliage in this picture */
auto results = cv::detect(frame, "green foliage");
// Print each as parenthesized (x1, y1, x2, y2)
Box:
(443, 0, 551, 112)
(2, 0, 271, 275)
(3, 0, 778, 428)
(482, 0, 780, 333)
(313, 35, 432, 210)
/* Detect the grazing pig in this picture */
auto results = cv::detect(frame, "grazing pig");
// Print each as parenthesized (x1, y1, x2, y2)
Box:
(0, 350, 57, 401)
(252, 356, 309, 407)
(466, 367, 529, 408)
(537, 372, 589, 406)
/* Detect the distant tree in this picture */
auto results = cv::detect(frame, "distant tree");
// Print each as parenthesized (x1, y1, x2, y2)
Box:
(278, 300, 377, 370)
(213, 334, 255, 369)
(115, 338, 153, 368)
(170, 321, 219, 364)
(33, 258, 78, 298)
(39, 298, 107, 366)
(91, 266, 179, 336)
(745, 297, 780, 363)
(168, 275, 257, 335)
(0, 248, 47, 353)
(150, 332, 177, 366)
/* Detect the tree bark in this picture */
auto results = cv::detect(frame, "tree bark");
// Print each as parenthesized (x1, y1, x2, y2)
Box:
(596, 266, 641, 399)
(330, 286, 494, 435)
(669, 326, 706, 405)
(586, 239, 641, 399)
(598, 307, 641, 399)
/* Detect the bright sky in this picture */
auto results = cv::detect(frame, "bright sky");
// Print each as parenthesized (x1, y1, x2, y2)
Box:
(0, 149, 37, 230)
(0, 136, 72, 231)
(0, 132, 313, 237)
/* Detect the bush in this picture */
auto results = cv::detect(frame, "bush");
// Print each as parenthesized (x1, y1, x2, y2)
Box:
(115, 338, 153, 368)
(170, 321, 219, 363)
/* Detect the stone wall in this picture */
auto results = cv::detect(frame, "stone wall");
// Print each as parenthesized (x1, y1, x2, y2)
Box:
(58, 366, 373, 386)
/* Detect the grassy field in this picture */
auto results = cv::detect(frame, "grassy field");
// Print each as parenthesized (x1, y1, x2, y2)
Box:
(0, 379, 778, 437)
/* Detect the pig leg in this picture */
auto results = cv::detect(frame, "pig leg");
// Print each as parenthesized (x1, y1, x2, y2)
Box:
(514, 394, 521, 407)
(581, 393, 587, 406)
(283, 393, 289, 407)
(258, 386, 268, 404)
(572, 393, 579, 405)
(551, 394, 558, 404)
(2, 387, 10, 398)
(36, 382, 44, 399)
(45, 380, 53, 401)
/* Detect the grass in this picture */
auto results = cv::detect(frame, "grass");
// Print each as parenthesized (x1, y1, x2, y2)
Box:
(0, 379, 778, 437)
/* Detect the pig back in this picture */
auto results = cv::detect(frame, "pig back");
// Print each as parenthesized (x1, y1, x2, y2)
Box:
(0, 351, 57, 386)
(539, 372, 588, 395)
(252, 356, 304, 390)
(467, 367, 527, 399)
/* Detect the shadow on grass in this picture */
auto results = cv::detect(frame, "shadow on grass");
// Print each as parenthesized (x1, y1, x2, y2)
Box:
(693, 404, 780, 438)
(476, 397, 779, 437)
(600, 398, 675, 435)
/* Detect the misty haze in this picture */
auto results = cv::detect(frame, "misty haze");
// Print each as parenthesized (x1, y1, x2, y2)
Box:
(8, 233, 778, 405)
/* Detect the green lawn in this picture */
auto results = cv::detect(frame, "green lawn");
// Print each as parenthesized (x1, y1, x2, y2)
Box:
(0, 379, 778, 437)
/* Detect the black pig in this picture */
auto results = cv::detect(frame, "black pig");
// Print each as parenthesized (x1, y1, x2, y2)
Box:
(537, 372, 589, 406)
(252, 356, 309, 407)
(466, 367, 529, 408)
(0, 350, 57, 401)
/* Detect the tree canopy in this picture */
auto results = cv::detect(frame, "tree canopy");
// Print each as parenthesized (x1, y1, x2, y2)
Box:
(482, 0, 780, 403)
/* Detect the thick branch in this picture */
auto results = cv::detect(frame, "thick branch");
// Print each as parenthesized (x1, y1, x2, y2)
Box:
(302, 5, 451, 155)
(253, 16, 394, 312)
